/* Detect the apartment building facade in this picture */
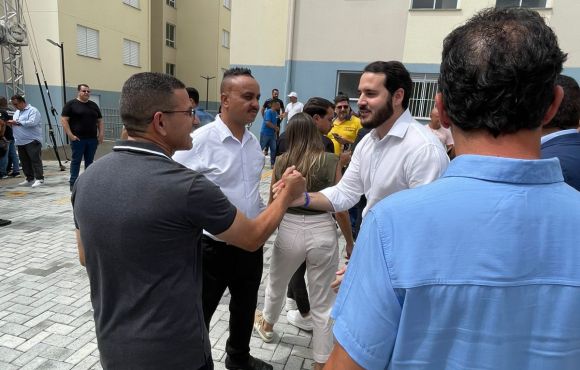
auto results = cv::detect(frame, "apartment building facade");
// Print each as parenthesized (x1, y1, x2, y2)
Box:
(231, 0, 580, 134)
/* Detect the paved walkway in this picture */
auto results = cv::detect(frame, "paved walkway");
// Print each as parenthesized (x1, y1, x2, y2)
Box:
(0, 157, 347, 369)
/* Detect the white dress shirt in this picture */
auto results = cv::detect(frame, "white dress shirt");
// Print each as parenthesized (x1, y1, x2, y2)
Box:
(320, 109, 449, 217)
(173, 114, 266, 239)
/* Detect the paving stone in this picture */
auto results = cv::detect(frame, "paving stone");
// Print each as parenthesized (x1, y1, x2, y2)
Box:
(0, 345, 23, 362)
(0, 333, 27, 348)
(0, 161, 347, 369)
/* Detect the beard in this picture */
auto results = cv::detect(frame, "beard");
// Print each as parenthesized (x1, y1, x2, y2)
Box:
(361, 95, 394, 129)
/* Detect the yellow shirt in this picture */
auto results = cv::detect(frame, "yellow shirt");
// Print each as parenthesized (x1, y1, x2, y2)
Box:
(327, 115, 362, 154)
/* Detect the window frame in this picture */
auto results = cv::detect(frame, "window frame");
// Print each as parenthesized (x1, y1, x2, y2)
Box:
(122, 38, 140, 67)
(76, 25, 100, 59)
(122, 0, 140, 9)
(165, 63, 176, 76)
(495, 0, 548, 8)
(335, 70, 363, 103)
(408, 73, 439, 120)
(410, 0, 459, 10)
(166, 23, 176, 48)
(221, 29, 230, 49)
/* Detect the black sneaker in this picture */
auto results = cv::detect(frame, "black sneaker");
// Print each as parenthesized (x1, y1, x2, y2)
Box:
(225, 355, 273, 370)
(9, 171, 20, 177)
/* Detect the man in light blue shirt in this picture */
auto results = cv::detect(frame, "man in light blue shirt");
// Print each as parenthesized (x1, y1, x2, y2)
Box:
(327, 8, 580, 370)
(7, 95, 44, 188)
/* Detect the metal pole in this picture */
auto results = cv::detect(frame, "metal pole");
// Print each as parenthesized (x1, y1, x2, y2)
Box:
(200, 75, 215, 111)
(60, 42, 66, 103)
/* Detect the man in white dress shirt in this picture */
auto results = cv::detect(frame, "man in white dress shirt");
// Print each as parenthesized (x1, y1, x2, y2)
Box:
(173, 67, 273, 370)
(283, 61, 449, 218)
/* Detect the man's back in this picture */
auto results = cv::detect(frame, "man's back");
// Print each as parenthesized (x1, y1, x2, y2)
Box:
(333, 155, 580, 369)
(541, 131, 580, 191)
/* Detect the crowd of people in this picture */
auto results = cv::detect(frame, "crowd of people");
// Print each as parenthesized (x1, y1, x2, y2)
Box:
(2, 5, 578, 370)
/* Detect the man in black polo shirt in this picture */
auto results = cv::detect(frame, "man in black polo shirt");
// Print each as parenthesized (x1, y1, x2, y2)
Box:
(61, 84, 104, 191)
(72, 72, 305, 370)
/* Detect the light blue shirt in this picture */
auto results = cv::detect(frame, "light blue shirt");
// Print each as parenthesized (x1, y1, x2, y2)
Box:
(12, 104, 43, 146)
(333, 155, 580, 370)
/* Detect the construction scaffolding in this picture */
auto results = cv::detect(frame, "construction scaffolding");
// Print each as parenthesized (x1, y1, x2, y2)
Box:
(0, 0, 27, 99)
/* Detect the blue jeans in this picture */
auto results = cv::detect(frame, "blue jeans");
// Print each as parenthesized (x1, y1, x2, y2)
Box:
(70, 138, 98, 186)
(0, 139, 19, 176)
(259, 134, 276, 166)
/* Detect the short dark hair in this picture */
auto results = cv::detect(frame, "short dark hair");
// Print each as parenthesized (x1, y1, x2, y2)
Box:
(77, 84, 89, 91)
(272, 88, 279, 93)
(439, 8, 567, 137)
(10, 95, 25, 103)
(303, 97, 334, 118)
(334, 94, 349, 105)
(363, 61, 412, 109)
(545, 75, 580, 130)
(186, 87, 200, 105)
(120, 72, 185, 135)
(220, 67, 254, 93)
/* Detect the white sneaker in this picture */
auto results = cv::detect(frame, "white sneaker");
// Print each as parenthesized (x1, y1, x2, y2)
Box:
(18, 180, 33, 186)
(287, 309, 313, 331)
(31, 179, 44, 188)
(285, 297, 298, 311)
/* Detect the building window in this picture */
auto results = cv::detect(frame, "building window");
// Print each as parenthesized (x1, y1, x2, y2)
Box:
(411, 0, 458, 9)
(76, 25, 99, 58)
(166, 0, 176, 7)
(409, 73, 439, 120)
(123, 39, 140, 67)
(496, 0, 547, 8)
(166, 23, 176, 48)
(123, 0, 139, 8)
(166, 63, 176, 76)
(336, 71, 363, 102)
(222, 30, 230, 48)
(223, 0, 231, 9)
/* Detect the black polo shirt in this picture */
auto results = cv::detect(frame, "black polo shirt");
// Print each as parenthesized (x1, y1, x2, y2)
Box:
(72, 140, 237, 369)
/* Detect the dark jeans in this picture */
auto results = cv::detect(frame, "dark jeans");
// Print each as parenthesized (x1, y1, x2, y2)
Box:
(70, 138, 98, 186)
(17, 141, 43, 181)
(259, 134, 276, 166)
(0, 139, 19, 176)
(287, 261, 310, 314)
(201, 236, 263, 365)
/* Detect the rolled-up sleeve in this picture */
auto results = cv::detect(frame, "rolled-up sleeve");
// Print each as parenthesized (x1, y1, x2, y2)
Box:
(332, 212, 401, 369)
(319, 148, 364, 212)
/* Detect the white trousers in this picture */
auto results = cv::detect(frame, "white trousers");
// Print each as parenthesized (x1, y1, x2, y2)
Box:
(263, 212, 339, 363)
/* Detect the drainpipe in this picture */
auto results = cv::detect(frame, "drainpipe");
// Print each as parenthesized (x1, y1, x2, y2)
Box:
(282, 0, 296, 132)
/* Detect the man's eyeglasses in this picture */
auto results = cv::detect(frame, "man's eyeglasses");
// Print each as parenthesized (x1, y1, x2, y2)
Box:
(336, 105, 350, 110)
(161, 108, 196, 118)
(80, 90, 91, 93)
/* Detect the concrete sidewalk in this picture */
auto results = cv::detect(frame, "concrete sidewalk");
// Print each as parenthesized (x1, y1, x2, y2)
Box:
(0, 160, 347, 369)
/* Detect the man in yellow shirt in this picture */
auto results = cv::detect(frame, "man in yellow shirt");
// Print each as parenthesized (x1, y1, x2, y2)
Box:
(328, 94, 362, 155)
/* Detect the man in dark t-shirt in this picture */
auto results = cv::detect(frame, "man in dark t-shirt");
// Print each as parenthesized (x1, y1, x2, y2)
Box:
(72, 72, 305, 370)
(61, 84, 104, 190)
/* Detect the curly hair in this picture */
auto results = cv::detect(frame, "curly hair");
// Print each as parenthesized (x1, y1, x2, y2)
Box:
(439, 8, 567, 137)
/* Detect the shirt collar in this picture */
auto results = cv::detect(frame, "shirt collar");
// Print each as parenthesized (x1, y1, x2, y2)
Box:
(113, 140, 171, 159)
(541, 129, 579, 144)
(443, 154, 564, 184)
(370, 108, 414, 141)
(214, 114, 252, 144)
